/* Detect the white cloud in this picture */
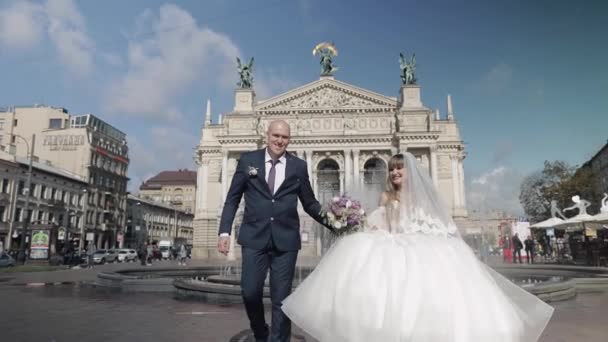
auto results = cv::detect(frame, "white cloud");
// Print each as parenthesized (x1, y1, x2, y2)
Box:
(0, 1, 46, 49)
(127, 125, 198, 192)
(468, 166, 524, 216)
(45, 0, 95, 77)
(0, 0, 95, 77)
(105, 4, 240, 119)
(472, 63, 513, 94)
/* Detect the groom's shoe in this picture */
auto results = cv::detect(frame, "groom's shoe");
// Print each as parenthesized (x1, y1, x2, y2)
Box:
(252, 324, 269, 342)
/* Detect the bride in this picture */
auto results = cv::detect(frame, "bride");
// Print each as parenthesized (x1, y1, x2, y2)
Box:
(281, 153, 553, 342)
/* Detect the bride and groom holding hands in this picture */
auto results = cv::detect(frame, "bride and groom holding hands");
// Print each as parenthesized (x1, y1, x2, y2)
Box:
(218, 119, 553, 342)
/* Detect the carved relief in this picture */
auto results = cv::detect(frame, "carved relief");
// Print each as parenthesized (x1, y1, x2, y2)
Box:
(369, 118, 378, 129)
(438, 155, 451, 175)
(312, 151, 345, 170)
(209, 160, 222, 180)
(359, 118, 367, 129)
(271, 87, 379, 109)
(312, 120, 321, 130)
(359, 151, 391, 169)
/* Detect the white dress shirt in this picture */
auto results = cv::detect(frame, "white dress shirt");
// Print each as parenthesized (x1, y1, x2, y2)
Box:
(265, 149, 287, 194)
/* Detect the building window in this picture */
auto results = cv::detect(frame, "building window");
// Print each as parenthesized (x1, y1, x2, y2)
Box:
(18, 180, 25, 195)
(37, 211, 44, 223)
(13, 119, 17, 127)
(49, 118, 62, 129)
(11, 135, 16, 143)
(49, 212, 54, 223)
(15, 208, 22, 222)
(31, 183, 37, 197)
(0, 205, 5, 222)
(51, 188, 57, 200)
(41, 185, 47, 199)
(1, 179, 8, 193)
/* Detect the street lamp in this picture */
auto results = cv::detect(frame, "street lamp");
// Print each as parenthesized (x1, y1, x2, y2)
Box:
(78, 188, 88, 254)
(15, 134, 35, 264)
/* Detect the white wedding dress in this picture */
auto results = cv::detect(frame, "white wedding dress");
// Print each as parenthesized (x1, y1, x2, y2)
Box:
(282, 154, 553, 342)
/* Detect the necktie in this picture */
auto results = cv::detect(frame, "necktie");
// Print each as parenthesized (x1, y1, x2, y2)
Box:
(267, 159, 279, 194)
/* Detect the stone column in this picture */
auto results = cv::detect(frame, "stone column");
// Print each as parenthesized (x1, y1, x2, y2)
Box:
(339, 171, 344, 195)
(305, 150, 313, 177)
(344, 149, 352, 193)
(220, 150, 229, 203)
(430, 147, 439, 189)
(352, 149, 360, 191)
(195, 158, 209, 215)
(458, 155, 467, 208)
(450, 155, 461, 209)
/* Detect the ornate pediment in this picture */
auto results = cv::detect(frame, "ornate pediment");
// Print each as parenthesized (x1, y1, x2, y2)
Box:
(255, 78, 397, 113)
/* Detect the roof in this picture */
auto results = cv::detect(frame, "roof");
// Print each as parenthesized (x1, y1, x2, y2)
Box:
(140, 169, 197, 190)
(583, 139, 608, 168)
(127, 194, 192, 215)
(0, 151, 87, 184)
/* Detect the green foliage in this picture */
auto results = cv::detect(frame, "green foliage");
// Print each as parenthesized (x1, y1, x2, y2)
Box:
(519, 160, 600, 223)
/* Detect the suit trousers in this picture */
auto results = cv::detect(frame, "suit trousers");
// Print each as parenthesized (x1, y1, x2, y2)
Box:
(241, 240, 298, 342)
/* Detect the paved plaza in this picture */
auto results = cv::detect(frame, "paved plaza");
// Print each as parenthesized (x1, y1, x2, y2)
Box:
(0, 261, 606, 342)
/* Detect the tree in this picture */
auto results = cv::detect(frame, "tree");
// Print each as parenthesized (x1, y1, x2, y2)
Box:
(519, 171, 550, 223)
(519, 160, 601, 223)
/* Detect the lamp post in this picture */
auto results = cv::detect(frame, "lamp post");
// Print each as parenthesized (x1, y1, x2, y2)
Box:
(78, 188, 88, 254)
(15, 134, 35, 264)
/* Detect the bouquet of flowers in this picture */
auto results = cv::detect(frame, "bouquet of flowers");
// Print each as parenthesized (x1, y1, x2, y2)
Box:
(323, 195, 366, 236)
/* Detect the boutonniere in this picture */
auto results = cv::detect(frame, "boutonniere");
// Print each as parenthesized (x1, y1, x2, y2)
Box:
(248, 166, 259, 177)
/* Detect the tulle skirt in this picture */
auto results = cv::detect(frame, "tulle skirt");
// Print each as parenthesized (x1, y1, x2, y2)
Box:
(282, 231, 554, 342)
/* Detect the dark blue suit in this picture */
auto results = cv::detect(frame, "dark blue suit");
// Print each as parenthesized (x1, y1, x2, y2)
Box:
(219, 148, 327, 342)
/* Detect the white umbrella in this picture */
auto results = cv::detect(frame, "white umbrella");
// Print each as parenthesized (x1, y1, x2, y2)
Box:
(556, 213, 599, 232)
(529, 217, 565, 229)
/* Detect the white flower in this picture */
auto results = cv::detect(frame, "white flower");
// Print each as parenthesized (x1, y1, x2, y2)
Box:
(345, 200, 352, 208)
(248, 166, 258, 177)
(333, 221, 343, 229)
(327, 212, 335, 220)
(359, 209, 365, 215)
(332, 196, 340, 203)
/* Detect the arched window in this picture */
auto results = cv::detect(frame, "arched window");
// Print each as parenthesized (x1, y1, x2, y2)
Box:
(363, 158, 387, 189)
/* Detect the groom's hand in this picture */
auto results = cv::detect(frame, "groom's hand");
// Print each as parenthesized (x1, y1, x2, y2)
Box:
(218, 236, 230, 255)
(318, 209, 334, 231)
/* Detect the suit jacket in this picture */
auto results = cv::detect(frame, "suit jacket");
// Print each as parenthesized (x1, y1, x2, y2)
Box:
(219, 149, 327, 251)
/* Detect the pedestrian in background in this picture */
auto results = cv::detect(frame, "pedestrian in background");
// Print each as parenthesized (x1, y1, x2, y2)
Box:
(525, 235, 536, 264)
(512, 233, 524, 264)
(179, 244, 187, 266)
(87, 243, 96, 269)
(138, 242, 148, 266)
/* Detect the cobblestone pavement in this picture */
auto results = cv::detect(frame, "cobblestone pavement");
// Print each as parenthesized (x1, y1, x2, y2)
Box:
(1, 260, 607, 341)
(1, 280, 607, 342)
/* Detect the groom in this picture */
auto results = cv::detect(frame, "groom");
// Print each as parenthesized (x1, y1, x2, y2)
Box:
(218, 120, 329, 342)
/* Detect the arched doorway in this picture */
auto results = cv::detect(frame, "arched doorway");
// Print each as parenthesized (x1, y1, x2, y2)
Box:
(363, 157, 387, 191)
(316, 159, 340, 255)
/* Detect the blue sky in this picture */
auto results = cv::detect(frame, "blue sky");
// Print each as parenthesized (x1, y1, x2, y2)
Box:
(0, 0, 606, 215)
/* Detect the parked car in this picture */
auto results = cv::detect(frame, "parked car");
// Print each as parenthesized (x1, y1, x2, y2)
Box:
(0, 252, 15, 267)
(92, 249, 118, 264)
(116, 249, 138, 262)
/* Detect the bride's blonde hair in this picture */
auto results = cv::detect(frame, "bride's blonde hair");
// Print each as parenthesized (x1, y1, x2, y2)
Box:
(381, 153, 404, 204)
